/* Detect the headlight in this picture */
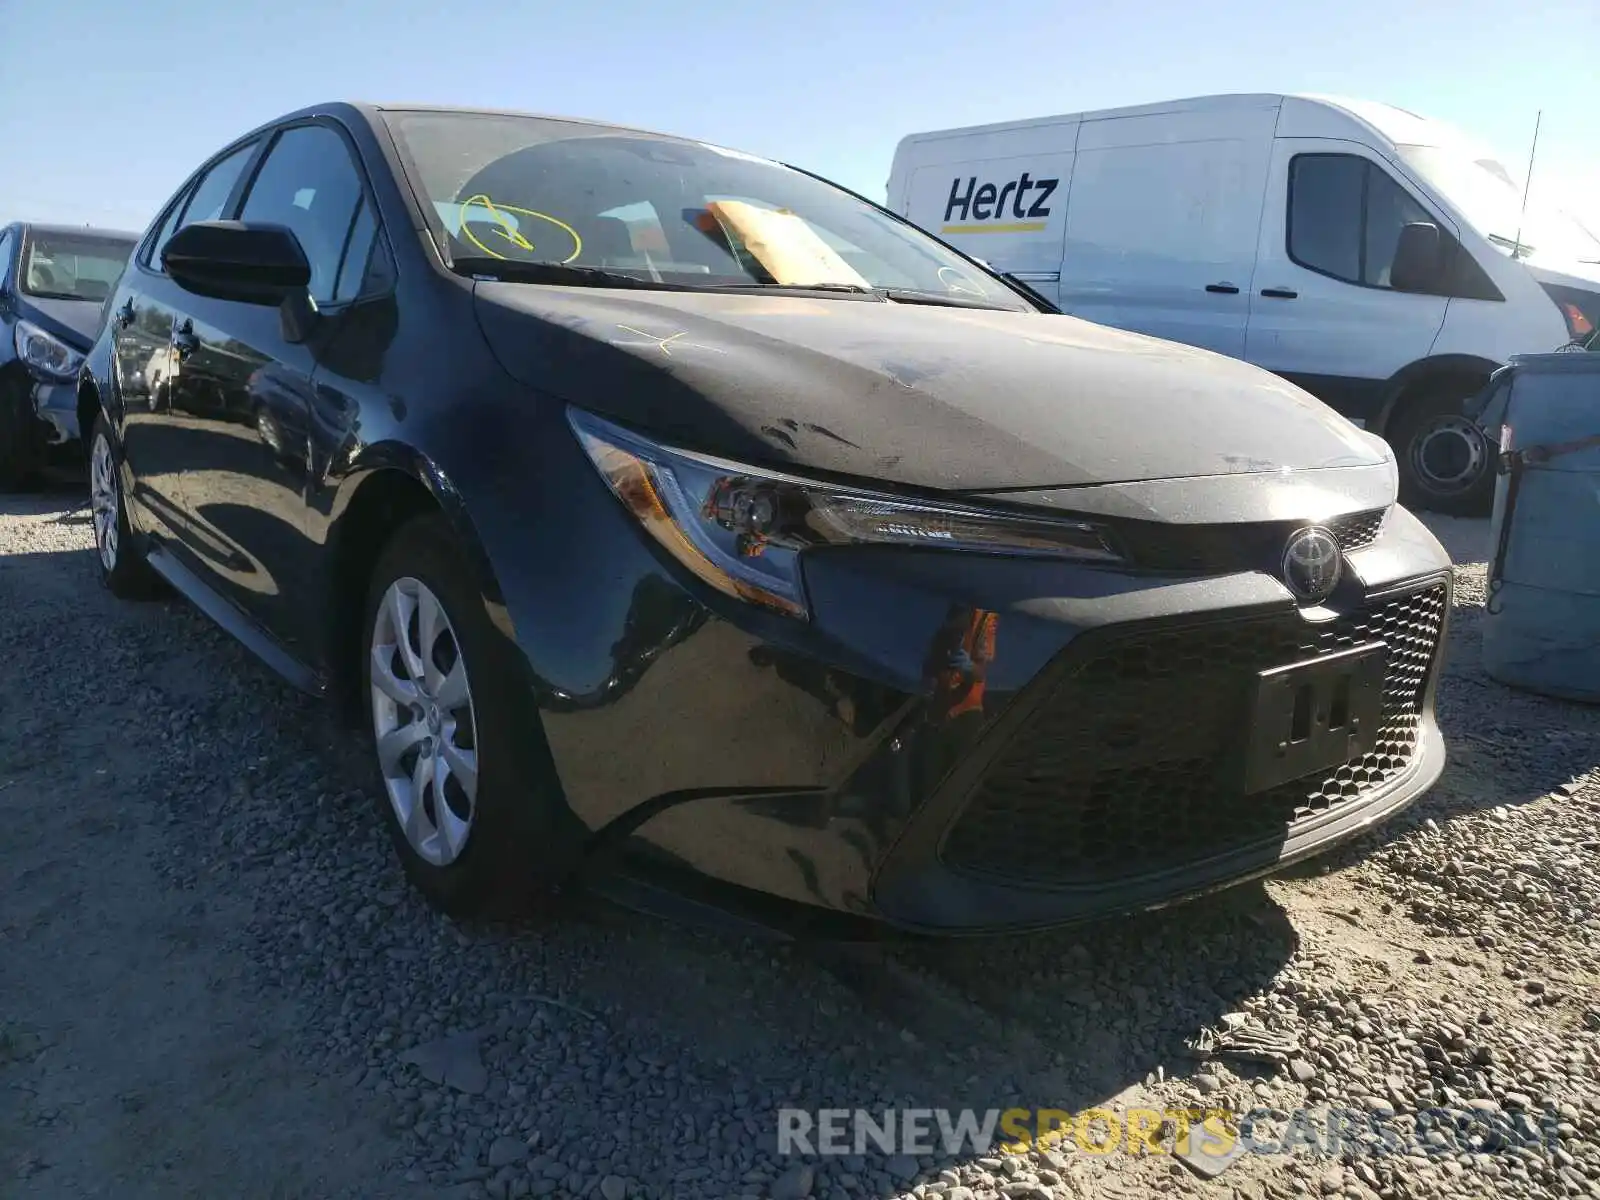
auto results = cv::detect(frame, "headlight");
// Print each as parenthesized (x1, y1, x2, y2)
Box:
(14, 320, 84, 381)
(569, 407, 1121, 619)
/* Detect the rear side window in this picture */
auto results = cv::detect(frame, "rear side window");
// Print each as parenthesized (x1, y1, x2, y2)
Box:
(146, 201, 186, 267)
(1288, 154, 1433, 290)
(333, 196, 379, 303)
(237, 124, 368, 307)
(148, 141, 258, 269)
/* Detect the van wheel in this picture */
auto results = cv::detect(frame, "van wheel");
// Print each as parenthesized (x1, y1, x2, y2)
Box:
(1389, 387, 1494, 516)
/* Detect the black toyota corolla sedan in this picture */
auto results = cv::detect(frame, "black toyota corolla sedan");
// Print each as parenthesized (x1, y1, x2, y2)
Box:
(0, 221, 138, 487)
(78, 101, 1452, 934)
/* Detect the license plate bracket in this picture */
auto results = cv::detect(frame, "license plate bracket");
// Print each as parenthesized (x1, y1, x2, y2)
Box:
(1243, 642, 1386, 794)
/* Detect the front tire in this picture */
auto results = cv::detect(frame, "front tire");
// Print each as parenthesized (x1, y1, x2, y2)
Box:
(89, 415, 162, 599)
(1389, 387, 1495, 516)
(362, 513, 573, 918)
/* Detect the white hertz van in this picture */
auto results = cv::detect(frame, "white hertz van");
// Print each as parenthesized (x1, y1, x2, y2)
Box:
(887, 94, 1600, 513)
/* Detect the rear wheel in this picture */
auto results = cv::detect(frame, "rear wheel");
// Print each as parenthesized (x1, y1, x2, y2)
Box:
(89, 415, 162, 599)
(1389, 386, 1495, 516)
(362, 513, 572, 917)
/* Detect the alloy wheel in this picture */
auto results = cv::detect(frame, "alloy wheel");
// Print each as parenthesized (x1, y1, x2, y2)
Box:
(369, 576, 481, 866)
(90, 432, 120, 572)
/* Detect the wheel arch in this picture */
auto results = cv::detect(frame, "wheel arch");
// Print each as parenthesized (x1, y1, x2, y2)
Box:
(1370, 354, 1502, 437)
(322, 443, 512, 725)
(76, 373, 106, 455)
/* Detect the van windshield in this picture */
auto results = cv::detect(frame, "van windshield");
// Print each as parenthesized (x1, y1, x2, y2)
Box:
(1397, 144, 1600, 265)
(382, 110, 1029, 308)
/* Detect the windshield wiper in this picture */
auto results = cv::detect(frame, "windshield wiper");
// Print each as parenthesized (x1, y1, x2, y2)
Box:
(880, 288, 1016, 311)
(1000, 272, 1061, 314)
(736, 282, 1017, 310)
(449, 257, 697, 291)
(455, 261, 1018, 310)
(702, 281, 878, 294)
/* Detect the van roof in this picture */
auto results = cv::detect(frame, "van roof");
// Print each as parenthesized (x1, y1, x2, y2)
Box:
(892, 92, 1463, 152)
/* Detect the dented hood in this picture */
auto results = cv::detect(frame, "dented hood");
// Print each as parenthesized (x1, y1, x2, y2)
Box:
(473, 284, 1388, 491)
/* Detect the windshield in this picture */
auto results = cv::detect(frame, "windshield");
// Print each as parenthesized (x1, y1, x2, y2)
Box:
(21, 231, 136, 302)
(1397, 144, 1600, 264)
(382, 110, 1030, 308)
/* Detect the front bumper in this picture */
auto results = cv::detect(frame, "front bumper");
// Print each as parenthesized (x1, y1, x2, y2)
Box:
(871, 576, 1448, 932)
(530, 499, 1452, 936)
(31, 379, 79, 447)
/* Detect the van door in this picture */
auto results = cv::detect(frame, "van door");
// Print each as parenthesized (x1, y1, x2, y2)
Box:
(904, 133, 1075, 303)
(1245, 139, 1450, 423)
(1059, 110, 1274, 358)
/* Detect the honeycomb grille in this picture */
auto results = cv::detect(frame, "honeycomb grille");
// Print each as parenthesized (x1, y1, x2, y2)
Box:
(1326, 508, 1387, 552)
(939, 583, 1447, 888)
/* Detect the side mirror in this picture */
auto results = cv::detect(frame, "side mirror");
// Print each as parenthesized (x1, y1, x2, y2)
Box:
(1390, 222, 1444, 294)
(162, 221, 311, 305)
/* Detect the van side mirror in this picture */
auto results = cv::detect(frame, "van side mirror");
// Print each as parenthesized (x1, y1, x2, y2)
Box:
(162, 221, 312, 306)
(1390, 222, 1444, 294)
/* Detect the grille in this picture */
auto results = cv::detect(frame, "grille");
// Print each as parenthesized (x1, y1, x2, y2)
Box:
(1325, 508, 1387, 552)
(1115, 508, 1389, 572)
(940, 583, 1447, 888)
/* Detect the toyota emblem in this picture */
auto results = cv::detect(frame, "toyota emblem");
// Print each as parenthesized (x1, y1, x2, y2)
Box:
(1281, 526, 1342, 603)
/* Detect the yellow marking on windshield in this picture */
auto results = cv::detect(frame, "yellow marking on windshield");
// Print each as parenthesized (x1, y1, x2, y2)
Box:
(458, 195, 584, 264)
(479, 196, 535, 252)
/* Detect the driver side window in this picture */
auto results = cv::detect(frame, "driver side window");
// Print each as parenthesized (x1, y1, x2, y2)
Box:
(1287, 154, 1432, 290)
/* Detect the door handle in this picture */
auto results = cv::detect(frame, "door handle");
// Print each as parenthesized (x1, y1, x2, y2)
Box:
(1260, 287, 1299, 299)
(1205, 282, 1240, 294)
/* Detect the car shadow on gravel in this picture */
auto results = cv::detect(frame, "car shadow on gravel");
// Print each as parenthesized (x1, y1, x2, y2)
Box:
(413, 882, 1301, 1196)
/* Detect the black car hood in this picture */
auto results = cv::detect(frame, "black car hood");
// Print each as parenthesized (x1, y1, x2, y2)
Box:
(19, 294, 106, 350)
(473, 284, 1387, 491)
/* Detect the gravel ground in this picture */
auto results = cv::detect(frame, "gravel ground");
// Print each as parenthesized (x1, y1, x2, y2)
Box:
(2, 494, 1597, 1200)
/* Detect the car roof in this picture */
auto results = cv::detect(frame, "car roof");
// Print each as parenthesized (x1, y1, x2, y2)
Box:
(255, 100, 723, 152)
(16, 221, 140, 242)
(889, 92, 1449, 151)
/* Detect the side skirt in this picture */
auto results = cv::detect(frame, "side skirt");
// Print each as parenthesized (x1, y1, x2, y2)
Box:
(144, 542, 326, 696)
